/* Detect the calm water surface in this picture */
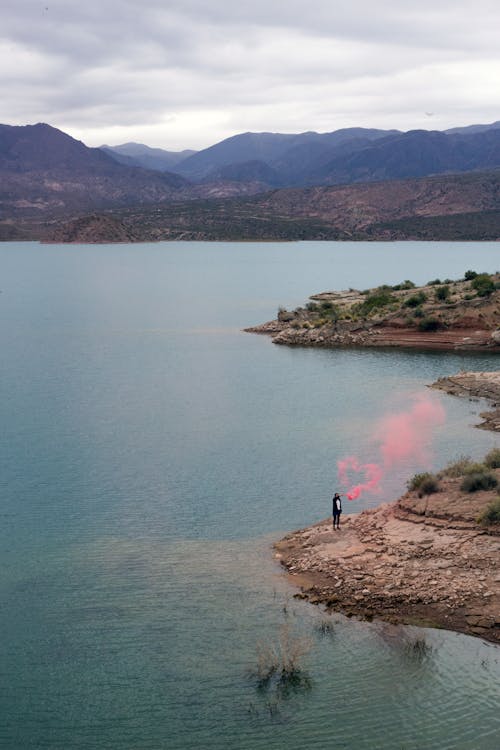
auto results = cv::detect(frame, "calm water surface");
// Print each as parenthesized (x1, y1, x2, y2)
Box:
(0, 241, 499, 749)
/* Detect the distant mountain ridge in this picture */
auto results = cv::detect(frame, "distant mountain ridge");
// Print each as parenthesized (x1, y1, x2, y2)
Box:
(170, 128, 400, 183)
(2, 119, 500, 242)
(101, 142, 197, 172)
(0, 123, 190, 216)
(100, 121, 500, 190)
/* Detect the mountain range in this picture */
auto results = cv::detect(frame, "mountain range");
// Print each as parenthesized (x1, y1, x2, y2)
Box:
(2, 119, 500, 241)
(102, 122, 500, 188)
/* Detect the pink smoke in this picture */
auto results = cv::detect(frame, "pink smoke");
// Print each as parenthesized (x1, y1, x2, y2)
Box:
(338, 394, 445, 500)
(338, 457, 383, 500)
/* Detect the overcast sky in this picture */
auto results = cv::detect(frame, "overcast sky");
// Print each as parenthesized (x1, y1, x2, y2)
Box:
(3, 1, 500, 150)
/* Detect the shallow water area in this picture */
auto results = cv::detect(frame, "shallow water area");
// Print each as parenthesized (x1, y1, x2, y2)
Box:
(0, 240, 499, 749)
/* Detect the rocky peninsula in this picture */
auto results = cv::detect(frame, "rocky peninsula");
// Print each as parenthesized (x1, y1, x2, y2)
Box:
(275, 458, 500, 643)
(431, 370, 500, 431)
(246, 272, 500, 351)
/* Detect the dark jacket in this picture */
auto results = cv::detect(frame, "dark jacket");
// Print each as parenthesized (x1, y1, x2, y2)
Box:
(333, 495, 342, 513)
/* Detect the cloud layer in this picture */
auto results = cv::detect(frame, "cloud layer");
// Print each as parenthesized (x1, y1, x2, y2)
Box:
(3, 1, 500, 149)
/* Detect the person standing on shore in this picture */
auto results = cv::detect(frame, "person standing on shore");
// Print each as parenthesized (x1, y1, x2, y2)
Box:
(332, 492, 342, 530)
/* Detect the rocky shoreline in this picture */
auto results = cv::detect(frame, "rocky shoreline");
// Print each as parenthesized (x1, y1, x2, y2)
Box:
(274, 472, 500, 643)
(246, 273, 500, 352)
(431, 370, 500, 431)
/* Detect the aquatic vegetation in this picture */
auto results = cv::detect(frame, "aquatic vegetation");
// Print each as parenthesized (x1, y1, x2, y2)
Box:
(314, 619, 335, 637)
(251, 623, 312, 698)
(404, 636, 433, 662)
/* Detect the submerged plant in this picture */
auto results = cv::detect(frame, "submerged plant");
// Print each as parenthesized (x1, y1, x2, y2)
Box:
(404, 636, 433, 662)
(314, 619, 335, 637)
(251, 623, 312, 698)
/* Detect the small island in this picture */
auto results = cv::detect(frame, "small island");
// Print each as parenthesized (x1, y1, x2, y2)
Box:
(275, 452, 500, 643)
(246, 271, 500, 351)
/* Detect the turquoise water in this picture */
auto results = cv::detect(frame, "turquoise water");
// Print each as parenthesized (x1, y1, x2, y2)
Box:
(0, 241, 499, 749)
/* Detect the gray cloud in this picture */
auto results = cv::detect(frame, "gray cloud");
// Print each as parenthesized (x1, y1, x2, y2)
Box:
(2, 1, 500, 149)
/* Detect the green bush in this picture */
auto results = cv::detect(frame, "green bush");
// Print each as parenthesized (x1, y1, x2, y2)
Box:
(407, 472, 439, 496)
(440, 456, 474, 477)
(404, 292, 427, 308)
(484, 448, 500, 469)
(427, 278, 442, 286)
(464, 270, 478, 280)
(460, 472, 498, 493)
(319, 301, 340, 320)
(392, 280, 416, 291)
(354, 289, 394, 316)
(418, 318, 441, 332)
(418, 476, 440, 496)
(462, 461, 487, 475)
(477, 498, 500, 526)
(471, 273, 495, 297)
(435, 285, 450, 301)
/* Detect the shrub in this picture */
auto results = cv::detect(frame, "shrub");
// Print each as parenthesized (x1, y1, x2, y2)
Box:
(418, 476, 440, 496)
(435, 285, 450, 301)
(319, 301, 340, 320)
(464, 270, 478, 280)
(392, 280, 416, 291)
(407, 472, 439, 496)
(478, 498, 500, 526)
(484, 448, 500, 469)
(471, 273, 495, 297)
(277, 307, 294, 322)
(440, 456, 474, 477)
(305, 302, 319, 312)
(355, 289, 394, 316)
(427, 278, 442, 286)
(404, 292, 427, 308)
(460, 472, 498, 493)
(418, 318, 441, 332)
(462, 461, 487, 475)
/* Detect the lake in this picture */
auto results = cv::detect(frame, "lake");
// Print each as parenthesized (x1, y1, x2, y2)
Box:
(0, 240, 499, 749)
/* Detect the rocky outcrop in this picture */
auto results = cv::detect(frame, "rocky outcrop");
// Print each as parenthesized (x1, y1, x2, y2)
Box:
(246, 275, 500, 352)
(431, 371, 500, 431)
(275, 475, 500, 642)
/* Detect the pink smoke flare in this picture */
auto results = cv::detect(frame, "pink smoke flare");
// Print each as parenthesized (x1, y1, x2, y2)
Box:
(338, 456, 383, 500)
(337, 394, 445, 500)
